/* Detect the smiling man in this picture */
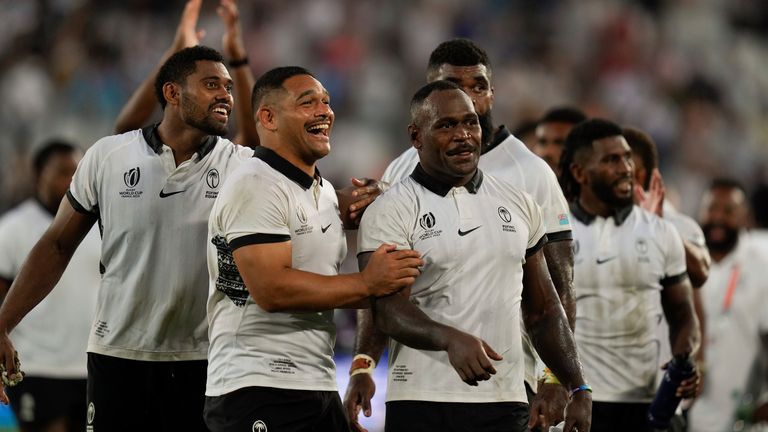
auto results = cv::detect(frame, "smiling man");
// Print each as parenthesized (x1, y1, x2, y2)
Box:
(202, 66, 423, 432)
(355, 81, 591, 432)
(0, 46, 255, 431)
(559, 119, 700, 431)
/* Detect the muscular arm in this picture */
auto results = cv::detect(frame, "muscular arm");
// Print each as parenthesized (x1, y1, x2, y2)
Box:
(684, 240, 710, 288)
(232, 242, 420, 312)
(542, 238, 575, 329)
(0, 279, 10, 305)
(661, 277, 700, 358)
(522, 250, 584, 388)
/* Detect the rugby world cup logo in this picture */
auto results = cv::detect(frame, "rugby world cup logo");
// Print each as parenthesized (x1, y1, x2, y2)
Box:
(419, 212, 436, 230)
(123, 167, 141, 188)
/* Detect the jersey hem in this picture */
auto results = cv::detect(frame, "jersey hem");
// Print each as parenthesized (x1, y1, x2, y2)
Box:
(87, 345, 208, 361)
(386, 390, 528, 404)
(206, 378, 338, 397)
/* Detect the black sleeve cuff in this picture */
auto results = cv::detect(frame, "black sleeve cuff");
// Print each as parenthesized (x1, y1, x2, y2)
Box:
(66, 190, 96, 215)
(660, 272, 688, 287)
(229, 233, 290, 251)
(546, 230, 573, 243)
(526, 234, 548, 258)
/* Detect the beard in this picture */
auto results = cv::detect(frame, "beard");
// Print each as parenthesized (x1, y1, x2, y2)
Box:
(592, 177, 634, 208)
(702, 223, 739, 254)
(479, 111, 495, 147)
(181, 94, 229, 137)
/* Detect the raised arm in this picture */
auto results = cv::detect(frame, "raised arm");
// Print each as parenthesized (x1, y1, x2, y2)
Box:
(0, 198, 96, 403)
(233, 242, 421, 312)
(217, 0, 258, 148)
(114, 0, 204, 133)
(522, 249, 591, 432)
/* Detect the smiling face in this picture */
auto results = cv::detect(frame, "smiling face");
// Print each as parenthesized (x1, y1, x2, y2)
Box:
(178, 60, 233, 136)
(411, 88, 482, 186)
(270, 74, 334, 163)
(699, 185, 746, 255)
(579, 135, 635, 208)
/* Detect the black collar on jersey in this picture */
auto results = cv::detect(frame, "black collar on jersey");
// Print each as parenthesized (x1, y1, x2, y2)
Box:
(141, 124, 218, 160)
(482, 125, 510, 155)
(253, 147, 322, 190)
(410, 163, 484, 197)
(570, 200, 634, 226)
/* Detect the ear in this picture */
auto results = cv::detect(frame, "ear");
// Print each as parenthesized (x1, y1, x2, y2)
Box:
(408, 124, 421, 150)
(257, 106, 277, 131)
(489, 85, 495, 104)
(162, 82, 181, 107)
(570, 162, 587, 186)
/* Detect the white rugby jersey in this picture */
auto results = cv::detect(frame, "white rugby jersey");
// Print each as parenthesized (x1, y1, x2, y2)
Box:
(206, 147, 346, 396)
(67, 125, 254, 361)
(570, 203, 687, 403)
(382, 127, 571, 385)
(358, 165, 547, 403)
(688, 234, 768, 432)
(0, 200, 100, 377)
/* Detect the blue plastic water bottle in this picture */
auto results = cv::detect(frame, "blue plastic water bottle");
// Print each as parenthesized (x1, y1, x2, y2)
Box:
(647, 354, 695, 429)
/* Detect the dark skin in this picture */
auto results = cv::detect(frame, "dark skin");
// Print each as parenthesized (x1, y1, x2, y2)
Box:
(346, 61, 577, 430)
(535, 121, 575, 177)
(570, 135, 701, 398)
(350, 89, 591, 432)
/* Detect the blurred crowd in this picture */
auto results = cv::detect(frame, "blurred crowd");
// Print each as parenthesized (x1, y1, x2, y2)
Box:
(1, 0, 768, 219)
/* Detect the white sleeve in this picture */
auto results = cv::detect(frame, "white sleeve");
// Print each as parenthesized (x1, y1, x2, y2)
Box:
(67, 139, 107, 214)
(0, 217, 18, 279)
(519, 191, 548, 257)
(530, 167, 572, 240)
(214, 172, 291, 250)
(381, 148, 418, 185)
(357, 192, 411, 254)
(660, 219, 688, 285)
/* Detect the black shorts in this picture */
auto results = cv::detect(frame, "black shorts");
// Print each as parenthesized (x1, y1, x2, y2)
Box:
(7, 376, 86, 429)
(204, 386, 349, 432)
(87, 353, 207, 432)
(591, 401, 652, 432)
(385, 400, 529, 432)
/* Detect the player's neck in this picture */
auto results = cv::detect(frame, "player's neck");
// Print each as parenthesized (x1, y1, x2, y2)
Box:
(578, 191, 614, 218)
(157, 120, 211, 166)
(261, 141, 317, 179)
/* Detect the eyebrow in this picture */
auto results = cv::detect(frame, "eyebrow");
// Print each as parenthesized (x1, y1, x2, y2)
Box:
(201, 76, 233, 85)
(296, 89, 329, 100)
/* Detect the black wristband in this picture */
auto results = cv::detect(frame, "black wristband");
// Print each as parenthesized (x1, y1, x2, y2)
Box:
(229, 57, 249, 68)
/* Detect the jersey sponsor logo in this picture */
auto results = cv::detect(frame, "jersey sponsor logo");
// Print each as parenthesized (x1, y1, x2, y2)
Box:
(212, 235, 248, 306)
(295, 205, 313, 235)
(205, 168, 220, 199)
(636, 238, 651, 263)
(417, 212, 442, 240)
(596, 256, 618, 264)
(159, 189, 186, 198)
(252, 420, 268, 432)
(558, 213, 570, 226)
(321, 223, 332, 233)
(498, 206, 516, 232)
(458, 226, 481, 236)
(119, 167, 144, 198)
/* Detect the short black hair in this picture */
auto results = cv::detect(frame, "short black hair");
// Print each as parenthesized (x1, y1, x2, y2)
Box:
(251, 66, 315, 112)
(427, 39, 491, 76)
(409, 80, 463, 124)
(710, 177, 746, 195)
(622, 126, 658, 190)
(539, 106, 587, 125)
(154, 45, 225, 109)
(559, 118, 623, 201)
(33, 139, 77, 177)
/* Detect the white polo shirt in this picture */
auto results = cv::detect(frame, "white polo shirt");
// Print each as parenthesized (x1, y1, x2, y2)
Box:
(206, 147, 346, 397)
(382, 128, 571, 386)
(570, 203, 687, 403)
(359, 165, 547, 403)
(0, 200, 100, 378)
(688, 234, 768, 432)
(67, 125, 254, 361)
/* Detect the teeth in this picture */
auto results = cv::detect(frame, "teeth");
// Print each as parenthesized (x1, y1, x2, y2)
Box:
(213, 108, 228, 115)
(308, 124, 329, 131)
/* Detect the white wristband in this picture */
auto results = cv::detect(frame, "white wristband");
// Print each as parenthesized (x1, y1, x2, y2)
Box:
(349, 353, 376, 376)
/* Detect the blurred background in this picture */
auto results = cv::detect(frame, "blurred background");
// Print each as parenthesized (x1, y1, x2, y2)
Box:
(1, 0, 768, 430)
